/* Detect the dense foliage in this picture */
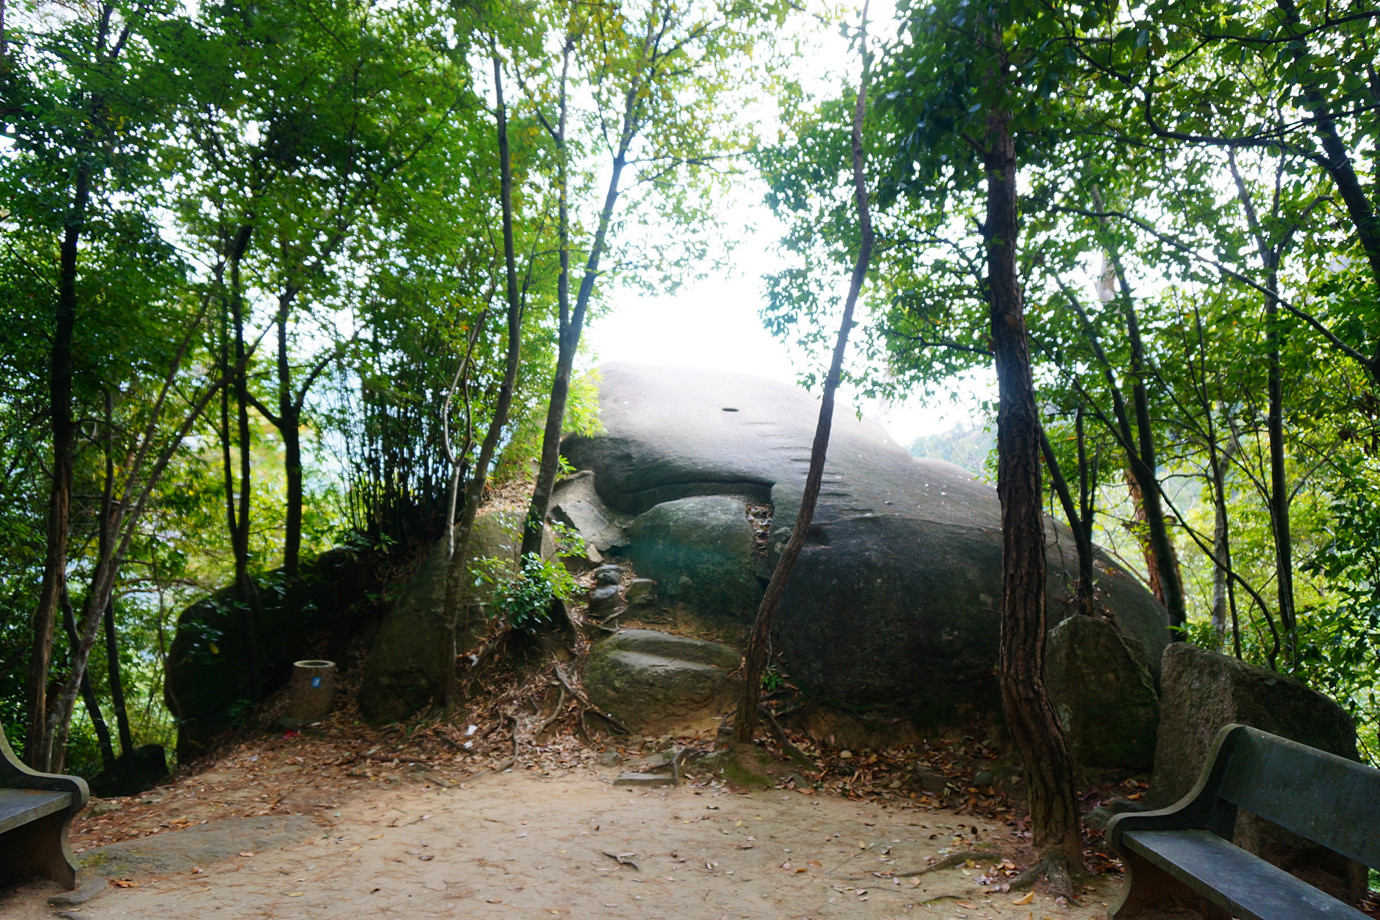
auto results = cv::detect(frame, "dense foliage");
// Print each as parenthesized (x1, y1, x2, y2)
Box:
(760, 0, 1380, 763)
(3, 0, 1379, 794)
(0, 0, 784, 775)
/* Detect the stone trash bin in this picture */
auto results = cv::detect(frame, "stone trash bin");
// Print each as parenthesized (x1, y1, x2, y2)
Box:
(285, 659, 336, 723)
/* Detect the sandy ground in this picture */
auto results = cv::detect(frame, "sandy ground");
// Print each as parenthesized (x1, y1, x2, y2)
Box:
(2, 761, 1121, 920)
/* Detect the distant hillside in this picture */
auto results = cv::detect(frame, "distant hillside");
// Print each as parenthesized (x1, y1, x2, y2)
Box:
(908, 425, 995, 477)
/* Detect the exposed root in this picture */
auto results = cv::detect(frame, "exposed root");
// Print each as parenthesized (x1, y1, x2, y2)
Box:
(359, 752, 434, 765)
(829, 840, 891, 874)
(760, 707, 816, 769)
(554, 663, 630, 735)
(466, 756, 517, 782)
(507, 713, 520, 759)
(535, 682, 567, 738)
(893, 849, 996, 878)
(1006, 854, 1079, 901)
(558, 598, 581, 641)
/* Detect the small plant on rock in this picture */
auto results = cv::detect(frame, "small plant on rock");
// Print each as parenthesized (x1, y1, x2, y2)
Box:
(475, 552, 579, 636)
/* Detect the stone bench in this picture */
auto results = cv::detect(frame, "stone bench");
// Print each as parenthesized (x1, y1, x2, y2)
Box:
(0, 725, 88, 889)
(1106, 723, 1378, 920)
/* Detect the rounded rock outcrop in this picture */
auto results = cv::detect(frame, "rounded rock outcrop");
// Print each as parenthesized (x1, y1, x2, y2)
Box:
(358, 510, 550, 723)
(563, 363, 1170, 728)
(627, 495, 762, 621)
(583, 629, 740, 734)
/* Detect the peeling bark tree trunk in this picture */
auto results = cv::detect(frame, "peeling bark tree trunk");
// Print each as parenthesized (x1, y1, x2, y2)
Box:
(985, 99, 1083, 880)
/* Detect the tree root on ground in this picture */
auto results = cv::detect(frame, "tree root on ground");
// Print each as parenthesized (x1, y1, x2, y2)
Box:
(1005, 854, 1080, 901)
(466, 756, 516, 782)
(854, 846, 1080, 903)
(891, 849, 999, 878)
(759, 707, 816, 769)
(534, 682, 566, 739)
(554, 663, 630, 736)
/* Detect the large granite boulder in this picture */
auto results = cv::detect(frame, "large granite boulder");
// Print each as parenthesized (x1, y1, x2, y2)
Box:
(563, 363, 1170, 728)
(359, 510, 551, 723)
(1045, 614, 1159, 770)
(583, 629, 740, 734)
(1150, 643, 1363, 901)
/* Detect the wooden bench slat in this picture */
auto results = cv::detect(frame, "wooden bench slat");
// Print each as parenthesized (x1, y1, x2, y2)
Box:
(1217, 729, 1380, 868)
(1124, 828, 1369, 920)
(0, 789, 72, 835)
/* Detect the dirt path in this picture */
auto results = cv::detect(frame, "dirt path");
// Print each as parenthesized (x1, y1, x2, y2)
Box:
(3, 761, 1119, 920)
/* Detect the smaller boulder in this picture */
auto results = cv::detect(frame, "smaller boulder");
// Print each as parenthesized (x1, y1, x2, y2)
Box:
(90, 744, 170, 797)
(1045, 614, 1159, 770)
(588, 584, 623, 616)
(583, 629, 741, 735)
(594, 565, 625, 585)
(550, 471, 629, 556)
(359, 510, 549, 724)
(1151, 643, 1358, 804)
(626, 579, 657, 604)
(627, 496, 762, 621)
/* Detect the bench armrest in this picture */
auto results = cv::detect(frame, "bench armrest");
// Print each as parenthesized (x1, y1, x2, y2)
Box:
(0, 728, 89, 811)
(1106, 723, 1249, 852)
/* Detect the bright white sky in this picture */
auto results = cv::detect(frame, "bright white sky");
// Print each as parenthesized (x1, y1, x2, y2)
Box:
(584, 216, 992, 448)
(582, 0, 991, 448)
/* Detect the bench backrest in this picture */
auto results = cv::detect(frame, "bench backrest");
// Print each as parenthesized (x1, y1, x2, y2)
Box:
(1209, 724, 1380, 870)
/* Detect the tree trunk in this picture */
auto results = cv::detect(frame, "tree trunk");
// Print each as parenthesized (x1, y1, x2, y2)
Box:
(25, 161, 90, 770)
(276, 306, 304, 579)
(732, 28, 874, 744)
(39, 290, 224, 772)
(98, 389, 134, 758)
(281, 403, 303, 578)
(1227, 149, 1297, 668)
(1263, 268, 1297, 669)
(45, 544, 122, 773)
(103, 595, 134, 757)
(1095, 217, 1186, 632)
(985, 101, 1083, 879)
(1039, 422, 1095, 618)
(224, 226, 261, 697)
(1208, 428, 1239, 653)
(440, 47, 524, 707)
(520, 46, 623, 561)
(62, 590, 116, 776)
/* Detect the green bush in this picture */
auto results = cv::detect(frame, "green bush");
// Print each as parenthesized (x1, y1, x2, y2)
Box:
(475, 552, 579, 635)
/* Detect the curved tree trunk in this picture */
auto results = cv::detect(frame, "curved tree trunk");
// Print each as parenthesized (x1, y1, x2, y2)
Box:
(520, 43, 625, 561)
(440, 46, 524, 707)
(732, 11, 874, 745)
